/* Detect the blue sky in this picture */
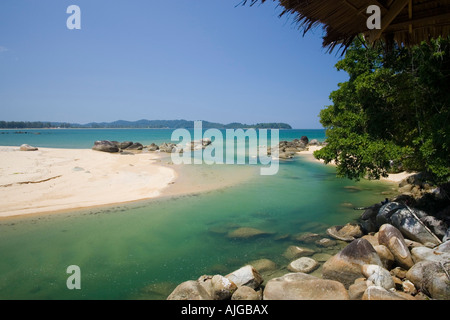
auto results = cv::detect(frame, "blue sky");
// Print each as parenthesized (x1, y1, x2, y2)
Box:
(0, 1, 348, 129)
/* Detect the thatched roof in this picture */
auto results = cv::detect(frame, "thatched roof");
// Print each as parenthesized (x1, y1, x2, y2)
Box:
(246, 0, 450, 52)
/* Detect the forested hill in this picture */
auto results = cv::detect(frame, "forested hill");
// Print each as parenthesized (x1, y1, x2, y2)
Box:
(0, 120, 292, 129)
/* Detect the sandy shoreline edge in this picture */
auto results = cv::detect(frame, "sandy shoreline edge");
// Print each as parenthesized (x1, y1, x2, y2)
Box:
(0, 146, 179, 218)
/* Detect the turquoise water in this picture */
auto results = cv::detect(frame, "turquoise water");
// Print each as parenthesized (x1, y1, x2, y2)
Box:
(0, 129, 397, 300)
(0, 128, 326, 149)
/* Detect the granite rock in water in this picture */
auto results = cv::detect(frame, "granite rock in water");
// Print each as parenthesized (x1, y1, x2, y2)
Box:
(225, 265, 263, 290)
(326, 223, 363, 242)
(287, 257, 319, 273)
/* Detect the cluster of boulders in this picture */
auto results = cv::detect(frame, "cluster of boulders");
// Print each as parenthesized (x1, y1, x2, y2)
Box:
(166, 178, 450, 300)
(91, 139, 212, 154)
(269, 136, 322, 159)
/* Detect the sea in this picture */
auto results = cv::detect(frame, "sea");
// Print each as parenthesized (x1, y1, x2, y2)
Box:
(0, 128, 397, 299)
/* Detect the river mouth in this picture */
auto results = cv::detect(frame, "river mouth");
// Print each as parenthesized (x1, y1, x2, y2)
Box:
(0, 156, 397, 300)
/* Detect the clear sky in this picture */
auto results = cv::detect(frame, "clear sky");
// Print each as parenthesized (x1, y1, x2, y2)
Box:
(0, 0, 348, 129)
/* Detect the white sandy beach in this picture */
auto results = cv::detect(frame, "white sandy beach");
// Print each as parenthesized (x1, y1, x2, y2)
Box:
(0, 146, 176, 217)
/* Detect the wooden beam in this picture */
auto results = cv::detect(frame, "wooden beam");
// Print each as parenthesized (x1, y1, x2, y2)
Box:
(368, 0, 410, 43)
(385, 12, 450, 32)
(408, 0, 413, 34)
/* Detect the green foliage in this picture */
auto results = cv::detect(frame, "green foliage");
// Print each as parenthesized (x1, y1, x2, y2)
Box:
(314, 37, 450, 184)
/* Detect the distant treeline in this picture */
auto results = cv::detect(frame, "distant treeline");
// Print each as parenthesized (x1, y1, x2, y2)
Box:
(0, 121, 71, 129)
(0, 119, 292, 129)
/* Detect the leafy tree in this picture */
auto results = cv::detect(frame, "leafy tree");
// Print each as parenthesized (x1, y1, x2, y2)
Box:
(314, 37, 450, 185)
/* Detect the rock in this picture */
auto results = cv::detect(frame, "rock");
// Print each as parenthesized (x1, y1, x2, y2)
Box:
(390, 267, 408, 279)
(420, 216, 448, 239)
(362, 234, 379, 247)
(315, 238, 337, 247)
(322, 238, 383, 288)
(293, 232, 321, 243)
(263, 273, 349, 300)
(19, 144, 38, 151)
(167, 280, 212, 300)
(374, 245, 395, 269)
(300, 136, 309, 145)
(362, 286, 414, 300)
(227, 227, 271, 239)
(406, 260, 450, 300)
(390, 208, 441, 245)
(326, 223, 363, 242)
(361, 264, 395, 290)
(282, 246, 315, 260)
(125, 142, 143, 150)
(92, 140, 119, 153)
(231, 286, 261, 300)
(376, 202, 406, 227)
(225, 265, 263, 290)
(117, 141, 133, 149)
(378, 224, 414, 269)
(402, 280, 417, 295)
(308, 139, 319, 145)
(147, 143, 159, 151)
(348, 278, 369, 300)
(311, 253, 333, 262)
(210, 275, 237, 300)
(410, 246, 450, 264)
(287, 257, 319, 273)
(248, 259, 277, 273)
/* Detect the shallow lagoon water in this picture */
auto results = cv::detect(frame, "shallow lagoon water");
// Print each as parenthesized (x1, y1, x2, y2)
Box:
(0, 153, 397, 300)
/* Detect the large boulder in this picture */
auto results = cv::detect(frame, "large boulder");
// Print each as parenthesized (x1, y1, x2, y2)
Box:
(322, 238, 383, 288)
(92, 140, 119, 153)
(390, 208, 441, 245)
(362, 286, 416, 300)
(166, 280, 212, 300)
(406, 260, 450, 300)
(263, 273, 349, 300)
(124, 142, 143, 150)
(376, 202, 406, 227)
(378, 224, 414, 269)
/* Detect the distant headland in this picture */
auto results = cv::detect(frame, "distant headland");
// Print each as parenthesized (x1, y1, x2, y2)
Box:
(0, 120, 292, 130)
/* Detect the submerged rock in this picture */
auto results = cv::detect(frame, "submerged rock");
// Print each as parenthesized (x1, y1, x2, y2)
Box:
(227, 227, 272, 239)
(287, 257, 319, 273)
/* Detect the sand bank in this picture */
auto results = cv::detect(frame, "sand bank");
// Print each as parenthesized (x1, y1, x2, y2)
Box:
(0, 146, 258, 218)
(0, 146, 177, 217)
